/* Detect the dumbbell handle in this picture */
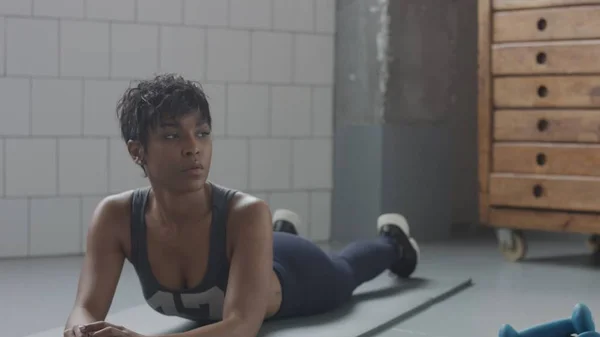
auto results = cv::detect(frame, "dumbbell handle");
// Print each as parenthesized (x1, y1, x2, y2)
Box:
(518, 319, 575, 337)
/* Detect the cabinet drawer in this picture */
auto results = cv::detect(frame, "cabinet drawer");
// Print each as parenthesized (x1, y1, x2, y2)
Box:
(493, 143, 600, 175)
(494, 76, 600, 108)
(493, 6, 600, 42)
(494, 109, 600, 142)
(493, 0, 600, 10)
(489, 173, 600, 211)
(492, 41, 600, 75)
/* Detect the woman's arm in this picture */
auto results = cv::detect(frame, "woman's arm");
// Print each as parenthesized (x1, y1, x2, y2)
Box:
(160, 196, 274, 337)
(64, 196, 127, 334)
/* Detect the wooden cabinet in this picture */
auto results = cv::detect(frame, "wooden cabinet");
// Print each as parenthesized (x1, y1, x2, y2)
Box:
(493, 5, 600, 41)
(478, 0, 600, 260)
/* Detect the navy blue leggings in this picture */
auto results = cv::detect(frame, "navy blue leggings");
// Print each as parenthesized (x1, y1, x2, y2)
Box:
(270, 232, 397, 319)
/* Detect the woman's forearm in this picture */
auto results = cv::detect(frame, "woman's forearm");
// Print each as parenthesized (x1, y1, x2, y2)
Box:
(158, 315, 261, 337)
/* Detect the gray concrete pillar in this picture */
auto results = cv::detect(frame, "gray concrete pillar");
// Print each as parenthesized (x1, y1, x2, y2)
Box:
(332, 0, 478, 243)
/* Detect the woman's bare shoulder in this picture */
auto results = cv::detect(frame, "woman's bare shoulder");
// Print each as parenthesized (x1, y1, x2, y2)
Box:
(94, 190, 135, 221)
(228, 191, 269, 211)
(86, 189, 139, 244)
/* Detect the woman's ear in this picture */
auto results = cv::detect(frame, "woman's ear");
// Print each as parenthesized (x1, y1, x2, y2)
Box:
(127, 140, 145, 164)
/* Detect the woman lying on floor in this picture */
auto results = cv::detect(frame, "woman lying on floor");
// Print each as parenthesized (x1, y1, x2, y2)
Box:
(63, 74, 420, 337)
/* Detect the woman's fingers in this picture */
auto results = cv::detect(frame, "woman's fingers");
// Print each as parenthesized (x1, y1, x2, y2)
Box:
(63, 325, 86, 337)
(83, 321, 124, 333)
(90, 326, 124, 337)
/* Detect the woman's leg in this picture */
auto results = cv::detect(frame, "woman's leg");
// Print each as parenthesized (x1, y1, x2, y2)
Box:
(269, 210, 420, 319)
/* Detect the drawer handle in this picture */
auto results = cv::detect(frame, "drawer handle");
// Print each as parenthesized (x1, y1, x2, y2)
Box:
(536, 52, 546, 64)
(537, 18, 547, 31)
(536, 153, 547, 166)
(537, 85, 548, 97)
(533, 184, 544, 198)
(537, 118, 549, 131)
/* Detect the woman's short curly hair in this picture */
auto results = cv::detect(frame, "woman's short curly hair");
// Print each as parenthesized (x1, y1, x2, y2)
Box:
(116, 73, 212, 148)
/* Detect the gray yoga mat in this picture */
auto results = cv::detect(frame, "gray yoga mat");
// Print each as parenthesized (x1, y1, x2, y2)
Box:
(25, 274, 472, 337)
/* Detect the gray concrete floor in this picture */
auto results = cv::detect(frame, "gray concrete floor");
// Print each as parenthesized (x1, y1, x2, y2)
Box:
(2, 230, 599, 337)
(378, 231, 600, 337)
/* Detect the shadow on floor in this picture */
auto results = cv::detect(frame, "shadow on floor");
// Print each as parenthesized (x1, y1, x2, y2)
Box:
(522, 253, 600, 269)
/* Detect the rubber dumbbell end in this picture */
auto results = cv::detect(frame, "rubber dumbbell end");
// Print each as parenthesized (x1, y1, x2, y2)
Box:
(510, 319, 575, 337)
(572, 303, 595, 333)
(499, 324, 520, 337)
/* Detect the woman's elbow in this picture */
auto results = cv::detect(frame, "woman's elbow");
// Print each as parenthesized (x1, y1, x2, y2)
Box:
(225, 311, 264, 337)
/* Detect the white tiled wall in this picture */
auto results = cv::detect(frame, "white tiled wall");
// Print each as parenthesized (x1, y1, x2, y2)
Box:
(0, 0, 335, 258)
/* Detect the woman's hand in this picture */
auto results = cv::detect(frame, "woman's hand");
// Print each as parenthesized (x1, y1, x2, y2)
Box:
(63, 325, 86, 337)
(78, 321, 144, 337)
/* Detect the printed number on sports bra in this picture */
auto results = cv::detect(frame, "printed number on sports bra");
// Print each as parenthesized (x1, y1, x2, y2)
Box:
(146, 287, 225, 319)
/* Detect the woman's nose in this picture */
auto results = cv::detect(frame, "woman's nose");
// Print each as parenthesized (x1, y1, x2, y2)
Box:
(183, 146, 200, 156)
(181, 135, 201, 156)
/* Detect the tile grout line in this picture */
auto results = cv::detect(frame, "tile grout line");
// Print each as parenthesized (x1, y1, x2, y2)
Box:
(267, 85, 272, 136)
(227, 0, 231, 27)
(289, 138, 294, 190)
(247, 29, 252, 82)
(307, 191, 312, 239)
(313, 0, 317, 32)
(28, 78, 33, 135)
(0, 188, 332, 199)
(203, 28, 208, 83)
(79, 196, 84, 253)
(0, 73, 332, 87)
(1, 139, 5, 198)
(26, 197, 31, 256)
(57, 19, 61, 76)
(108, 21, 113, 79)
(157, 24, 162, 73)
(106, 138, 111, 195)
(310, 85, 315, 137)
(80, 80, 85, 136)
(0, 134, 333, 141)
(246, 137, 251, 191)
(3, 17, 7, 76)
(223, 83, 228, 136)
(0, 13, 336, 36)
(56, 138, 60, 194)
(180, 0, 185, 24)
(270, 0, 274, 29)
(291, 34, 296, 84)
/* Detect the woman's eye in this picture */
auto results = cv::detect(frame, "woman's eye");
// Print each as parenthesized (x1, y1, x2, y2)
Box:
(163, 131, 209, 139)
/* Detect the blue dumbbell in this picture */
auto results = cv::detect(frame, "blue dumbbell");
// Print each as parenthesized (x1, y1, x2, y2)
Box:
(499, 303, 595, 337)
(580, 332, 600, 337)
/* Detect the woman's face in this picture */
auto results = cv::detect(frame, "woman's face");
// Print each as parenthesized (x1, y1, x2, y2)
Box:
(129, 111, 213, 193)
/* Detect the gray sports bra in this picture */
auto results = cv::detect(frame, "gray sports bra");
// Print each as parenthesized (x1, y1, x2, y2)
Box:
(128, 182, 237, 324)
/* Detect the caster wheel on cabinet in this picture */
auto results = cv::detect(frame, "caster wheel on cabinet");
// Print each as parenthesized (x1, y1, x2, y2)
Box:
(497, 229, 527, 262)
(586, 234, 600, 254)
